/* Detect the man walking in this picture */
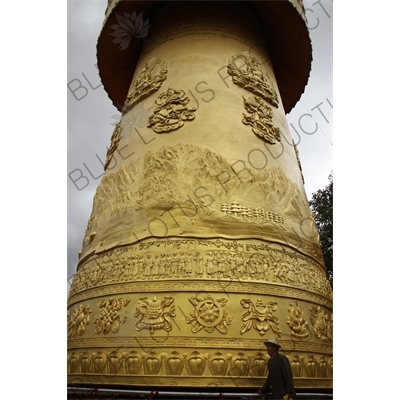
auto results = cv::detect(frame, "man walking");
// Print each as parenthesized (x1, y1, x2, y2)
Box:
(258, 339, 296, 399)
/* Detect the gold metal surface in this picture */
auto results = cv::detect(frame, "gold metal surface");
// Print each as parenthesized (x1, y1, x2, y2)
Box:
(68, 0, 332, 390)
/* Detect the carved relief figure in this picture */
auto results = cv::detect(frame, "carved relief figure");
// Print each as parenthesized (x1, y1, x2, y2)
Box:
(104, 122, 122, 170)
(227, 52, 279, 107)
(147, 88, 196, 133)
(309, 306, 333, 342)
(240, 298, 281, 336)
(67, 304, 92, 338)
(94, 297, 130, 334)
(186, 294, 232, 334)
(123, 58, 167, 114)
(134, 296, 176, 333)
(287, 301, 310, 340)
(242, 95, 281, 144)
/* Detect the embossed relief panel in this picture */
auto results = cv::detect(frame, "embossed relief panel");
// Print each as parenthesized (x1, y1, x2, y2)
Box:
(69, 239, 332, 303)
(227, 52, 281, 143)
(104, 121, 122, 170)
(123, 58, 167, 115)
(186, 294, 232, 334)
(67, 304, 92, 338)
(94, 297, 130, 334)
(240, 298, 281, 337)
(67, 346, 332, 379)
(287, 301, 310, 340)
(147, 88, 196, 133)
(134, 295, 176, 333)
(78, 142, 322, 262)
(309, 306, 333, 342)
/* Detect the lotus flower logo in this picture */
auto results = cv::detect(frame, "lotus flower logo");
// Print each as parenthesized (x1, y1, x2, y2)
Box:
(110, 11, 150, 50)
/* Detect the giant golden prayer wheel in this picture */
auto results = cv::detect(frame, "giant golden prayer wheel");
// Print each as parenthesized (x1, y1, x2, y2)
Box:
(67, 0, 333, 392)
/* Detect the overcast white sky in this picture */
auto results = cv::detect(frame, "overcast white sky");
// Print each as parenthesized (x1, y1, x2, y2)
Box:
(67, 0, 333, 287)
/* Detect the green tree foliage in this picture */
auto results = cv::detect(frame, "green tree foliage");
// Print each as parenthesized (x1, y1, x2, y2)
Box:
(309, 172, 333, 286)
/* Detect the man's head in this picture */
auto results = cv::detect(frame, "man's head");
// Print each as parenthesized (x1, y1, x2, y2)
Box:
(264, 339, 281, 357)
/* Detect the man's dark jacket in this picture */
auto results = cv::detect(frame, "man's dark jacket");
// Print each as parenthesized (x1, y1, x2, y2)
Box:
(260, 352, 295, 399)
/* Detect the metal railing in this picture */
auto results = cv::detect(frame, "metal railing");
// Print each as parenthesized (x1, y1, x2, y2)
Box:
(68, 387, 333, 399)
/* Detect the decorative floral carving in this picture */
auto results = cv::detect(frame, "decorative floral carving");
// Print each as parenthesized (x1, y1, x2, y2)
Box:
(186, 294, 232, 334)
(287, 301, 310, 339)
(148, 88, 196, 133)
(227, 52, 279, 108)
(240, 298, 281, 336)
(94, 297, 130, 334)
(309, 306, 333, 342)
(104, 122, 122, 170)
(242, 95, 281, 144)
(67, 304, 92, 338)
(134, 295, 176, 333)
(123, 58, 167, 114)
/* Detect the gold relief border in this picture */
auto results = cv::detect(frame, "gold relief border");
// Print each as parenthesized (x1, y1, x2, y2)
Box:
(68, 336, 332, 354)
(71, 238, 332, 303)
(67, 280, 332, 309)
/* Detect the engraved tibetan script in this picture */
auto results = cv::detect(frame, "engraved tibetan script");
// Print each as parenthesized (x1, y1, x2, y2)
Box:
(123, 58, 167, 114)
(148, 88, 196, 133)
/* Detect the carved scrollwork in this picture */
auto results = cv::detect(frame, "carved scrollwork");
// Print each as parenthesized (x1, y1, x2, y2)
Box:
(94, 297, 130, 334)
(134, 295, 176, 333)
(242, 95, 281, 144)
(227, 52, 279, 108)
(148, 88, 196, 133)
(123, 58, 167, 114)
(287, 301, 310, 340)
(186, 294, 232, 334)
(67, 304, 92, 338)
(104, 122, 122, 170)
(240, 298, 281, 336)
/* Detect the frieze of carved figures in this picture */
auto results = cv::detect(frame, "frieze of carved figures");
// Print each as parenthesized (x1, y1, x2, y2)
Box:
(122, 58, 168, 115)
(240, 298, 281, 336)
(134, 295, 176, 333)
(94, 297, 130, 334)
(221, 201, 284, 225)
(147, 88, 196, 133)
(104, 121, 122, 170)
(292, 139, 305, 183)
(287, 301, 310, 340)
(227, 52, 279, 108)
(242, 95, 281, 144)
(309, 306, 333, 342)
(67, 304, 92, 338)
(69, 248, 332, 300)
(186, 294, 232, 334)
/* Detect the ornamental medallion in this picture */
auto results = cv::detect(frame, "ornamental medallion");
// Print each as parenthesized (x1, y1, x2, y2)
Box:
(186, 294, 232, 334)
